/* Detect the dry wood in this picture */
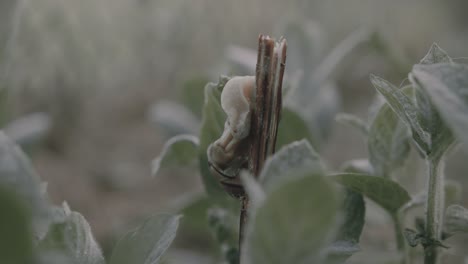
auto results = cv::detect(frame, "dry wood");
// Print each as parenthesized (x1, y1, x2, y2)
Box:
(239, 35, 287, 256)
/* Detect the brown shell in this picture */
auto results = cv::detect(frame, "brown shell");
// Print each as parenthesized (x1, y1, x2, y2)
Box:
(208, 161, 245, 199)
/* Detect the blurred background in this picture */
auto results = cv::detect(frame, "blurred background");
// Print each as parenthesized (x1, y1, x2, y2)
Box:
(1, 0, 468, 263)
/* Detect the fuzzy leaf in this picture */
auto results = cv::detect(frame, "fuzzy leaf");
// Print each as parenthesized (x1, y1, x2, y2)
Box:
(409, 43, 455, 159)
(368, 102, 410, 177)
(0, 131, 50, 237)
(242, 173, 339, 264)
(39, 203, 105, 264)
(0, 186, 34, 263)
(276, 108, 316, 149)
(370, 75, 430, 154)
(207, 207, 239, 264)
(174, 195, 214, 250)
(419, 43, 452, 65)
(324, 240, 361, 264)
(411, 79, 454, 160)
(445, 180, 462, 206)
(180, 77, 210, 118)
(241, 172, 266, 210)
(340, 159, 373, 175)
(109, 214, 180, 264)
(325, 189, 365, 263)
(403, 229, 425, 247)
(151, 134, 199, 176)
(330, 173, 411, 215)
(259, 139, 323, 191)
(411, 63, 468, 153)
(3, 112, 51, 147)
(401, 181, 463, 213)
(148, 101, 200, 136)
(444, 205, 468, 236)
(336, 113, 368, 136)
(198, 76, 231, 199)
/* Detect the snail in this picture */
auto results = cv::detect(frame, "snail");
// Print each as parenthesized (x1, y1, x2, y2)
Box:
(207, 76, 256, 198)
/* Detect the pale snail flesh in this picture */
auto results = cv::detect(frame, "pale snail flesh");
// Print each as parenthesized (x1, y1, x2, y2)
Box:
(207, 76, 256, 198)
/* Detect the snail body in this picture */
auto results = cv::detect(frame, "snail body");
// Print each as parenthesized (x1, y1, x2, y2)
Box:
(207, 76, 256, 198)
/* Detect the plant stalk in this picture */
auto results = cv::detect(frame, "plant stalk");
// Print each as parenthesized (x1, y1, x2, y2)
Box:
(424, 158, 445, 264)
(392, 214, 408, 264)
(238, 197, 249, 251)
(238, 35, 286, 261)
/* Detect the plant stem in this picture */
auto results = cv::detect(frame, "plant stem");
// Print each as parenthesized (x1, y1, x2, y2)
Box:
(238, 35, 286, 261)
(424, 158, 445, 264)
(238, 197, 249, 252)
(392, 214, 408, 264)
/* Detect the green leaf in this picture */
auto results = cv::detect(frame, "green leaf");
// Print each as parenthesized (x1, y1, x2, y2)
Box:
(109, 214, 181, 264)
(368, 102, 410, 177)
(335, 189, 365, 242)
(401, 181, 463, 213)
(411, 63, 468, 153)
(242, 173, 339, 264)
(207, 207, 239, 264)
(4, 112, 51, 148)
(173, 195, 215, 251)
(419, 43, 452, 65)
(325, 189, 365, 263)
(0, 186, 34, 264)
(148, 101, 200, 136)
(335, 113, 368, 136)
(370, 75, 430, 155)
(285, 81, 340, 150)
(39, 203, 105, 264)
(259, 139, 323, 192)
(324, 241, 360, 264)
(340, 159, 373, 175)
(410, 78, 454, 160)
(403, 228, 425, 247)
(241, 172, 266, 210)
(0, 131, 50, 237)
(37, 252, 75, 264)
(198, 76, 231, 199)
(151, 134, 199, 176)
(409, 43, 454, 159)
(180, 77, 209, 118)
(445, 180, 462, 206)
(330, 173, 411, 215)
(444, 204, 468, 236)
(276, 108, 316, 149)
(312, 28, 372, 85)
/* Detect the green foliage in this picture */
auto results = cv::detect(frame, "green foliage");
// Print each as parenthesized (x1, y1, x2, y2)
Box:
(258, 139, 323, 191)
(0, 132, 50, 237)
(198, 76, 231, 199)
(340, 159, 374, 175)
(207, 208, 239, 264)
(242, 172, 339, 264)
(180, 77, 210, 118)
(0, 131, 180, 264)
(6, 23, 468, 264)
(335, 113, 369, 136)
(0, 186, 34, 264)
(276, 108, 316, 148)
(325, 189, 365, 264)
(109, 214, 181, 264)
(370, 75, 431, 156)
(330, 173, 411, 215)
(443, 205, 468, 236)
(371, 44, 457, 161)
(151, 134, 199, 176)
(39, 203, 105, 264)
(368, 102, 410, 178)
(411, 63, 468, 153)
